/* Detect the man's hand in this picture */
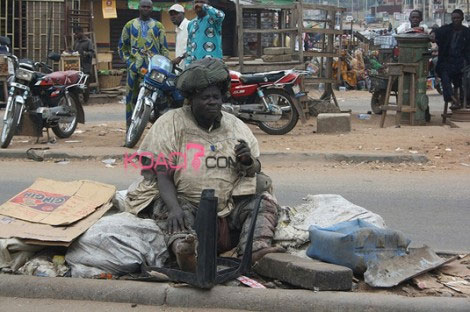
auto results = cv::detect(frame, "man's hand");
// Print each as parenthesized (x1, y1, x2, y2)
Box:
(172, 56, 183, 65)
(167, 206, 187, 234)
(235, 139, 253, 165)
(194, 2, 205, 13)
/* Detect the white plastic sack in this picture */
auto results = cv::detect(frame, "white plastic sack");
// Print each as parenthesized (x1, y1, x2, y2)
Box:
(65, 212, 168, 278)
(0, 238, 43, 272)
(274, 194, 386, 249)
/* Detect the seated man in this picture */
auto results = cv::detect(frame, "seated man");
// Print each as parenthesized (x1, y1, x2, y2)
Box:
(136, 58, 282, 271)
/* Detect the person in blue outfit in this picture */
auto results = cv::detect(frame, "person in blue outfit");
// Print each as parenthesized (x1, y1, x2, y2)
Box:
(118, 0, 169, 129)
(185, 0, 225, 65)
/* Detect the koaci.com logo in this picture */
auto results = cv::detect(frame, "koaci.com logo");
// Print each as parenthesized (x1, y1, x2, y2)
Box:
(123, 143, 238, 171)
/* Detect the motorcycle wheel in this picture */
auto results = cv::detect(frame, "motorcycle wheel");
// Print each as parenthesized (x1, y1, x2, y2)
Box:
(1, 97, 22, 148)
(371, 91, 385, 115)
(125, 101, 151, 148)
(258, 89, 299, 135)
(52, 93, 79, 138)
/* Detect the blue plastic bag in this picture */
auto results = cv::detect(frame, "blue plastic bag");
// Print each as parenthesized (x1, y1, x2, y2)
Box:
(306, 219, 410, 274)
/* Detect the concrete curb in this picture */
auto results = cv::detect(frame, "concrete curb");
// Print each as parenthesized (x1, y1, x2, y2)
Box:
(0, 149, 429, 164)
(260, 152, 429, 164)
(0, 275, 468, 312)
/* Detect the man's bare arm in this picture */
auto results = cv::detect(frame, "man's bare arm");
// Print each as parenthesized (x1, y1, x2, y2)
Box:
(156, 165, 187, 234)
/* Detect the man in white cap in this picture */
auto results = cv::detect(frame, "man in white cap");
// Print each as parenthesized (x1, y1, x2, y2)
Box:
(169, 4, 189, 69)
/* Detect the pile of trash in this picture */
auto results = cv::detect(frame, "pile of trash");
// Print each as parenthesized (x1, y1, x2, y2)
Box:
(0, 179, 468, 297)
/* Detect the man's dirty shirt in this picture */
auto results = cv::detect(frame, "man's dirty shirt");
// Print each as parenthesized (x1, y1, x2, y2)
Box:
(138, 106, 259, 217)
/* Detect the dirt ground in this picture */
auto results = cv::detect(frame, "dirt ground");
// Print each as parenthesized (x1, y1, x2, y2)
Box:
(8, 112, 468, 171)
(5, 86, 470, 172)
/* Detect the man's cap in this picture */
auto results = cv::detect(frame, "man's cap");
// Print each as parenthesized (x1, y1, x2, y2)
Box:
(169, 4, 184, 13)
(176, 58, 230, 97)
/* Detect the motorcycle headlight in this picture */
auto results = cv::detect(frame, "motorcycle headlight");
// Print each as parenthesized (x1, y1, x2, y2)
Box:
(16, 68, 34, 82)
(7, 58, 14, 75)
(150, 71, 166, 83)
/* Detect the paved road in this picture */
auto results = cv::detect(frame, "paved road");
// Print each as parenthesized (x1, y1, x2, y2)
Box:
(0, 160, 468, 253)
(0, 296, 246, 312)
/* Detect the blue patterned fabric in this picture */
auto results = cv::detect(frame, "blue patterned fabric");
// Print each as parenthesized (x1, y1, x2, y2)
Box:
(186, 4, 225, 65)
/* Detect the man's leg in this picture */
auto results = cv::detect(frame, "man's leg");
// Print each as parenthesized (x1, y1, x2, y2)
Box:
(125, 70, 140, 129)
(451, 72, 463, 108)
(440, 69, 454, 104)
(230, 192, 283, 262)
(153, 199, 198, 272)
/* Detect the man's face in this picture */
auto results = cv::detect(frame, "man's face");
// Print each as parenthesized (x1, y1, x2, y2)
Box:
(409, 12, 422, 28)
(451, 13, 463, 28)
(139, 1, 153, 20)
(191, 85, 222, 123)
(194, 0, 209, 18)
(75, 31, 83, 40)
(170, 11, 184, 26)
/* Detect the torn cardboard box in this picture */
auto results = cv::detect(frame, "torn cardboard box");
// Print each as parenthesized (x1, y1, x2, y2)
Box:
(0, 178, 116, 226)
(0, 202, 113, 246)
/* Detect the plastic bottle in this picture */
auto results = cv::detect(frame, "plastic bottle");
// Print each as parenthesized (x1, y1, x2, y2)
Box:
(357, 114, 371, 120)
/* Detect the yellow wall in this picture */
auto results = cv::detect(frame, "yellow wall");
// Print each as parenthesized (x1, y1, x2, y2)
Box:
(93, 0, 111, 48)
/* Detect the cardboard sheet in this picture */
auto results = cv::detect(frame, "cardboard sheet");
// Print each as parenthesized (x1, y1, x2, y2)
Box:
(0, 202, 113, 247)
(0, 178, 116, 225)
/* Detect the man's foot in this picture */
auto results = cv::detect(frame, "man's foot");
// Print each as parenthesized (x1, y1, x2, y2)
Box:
(171, 235, 197, 272)
(450, 96, 461, 110)
(250, 246, 286, 263)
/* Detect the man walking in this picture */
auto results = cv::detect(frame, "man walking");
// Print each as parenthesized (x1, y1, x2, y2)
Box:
(435, 9, 470, 109)
(185, 0, 225, 65)
(169, 4, 189, 69)
(118, 0, 169, 129)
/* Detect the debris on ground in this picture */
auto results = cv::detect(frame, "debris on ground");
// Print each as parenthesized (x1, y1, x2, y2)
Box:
(364, 245, 456, 287)
(274, 194, 386, 256)
(307, 219, 409, 274)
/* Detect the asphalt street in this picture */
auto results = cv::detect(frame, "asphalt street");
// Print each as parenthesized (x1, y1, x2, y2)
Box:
(0, 160, 468, 253)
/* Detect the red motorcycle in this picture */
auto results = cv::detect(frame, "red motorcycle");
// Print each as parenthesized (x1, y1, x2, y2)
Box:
(224, 69, 308, 135)
(0, 37, 87, 148)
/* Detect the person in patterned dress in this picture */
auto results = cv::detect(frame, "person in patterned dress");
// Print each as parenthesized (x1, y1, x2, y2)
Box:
(185, 0, 225, 65)
(118, 0, 169, 129)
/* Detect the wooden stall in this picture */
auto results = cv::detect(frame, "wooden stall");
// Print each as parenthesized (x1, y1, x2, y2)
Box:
(233, 0, 346, 99)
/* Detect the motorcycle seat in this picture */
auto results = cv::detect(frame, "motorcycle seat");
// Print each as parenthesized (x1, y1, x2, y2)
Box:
(240, 71, 285, 84)
(41, 70, 80, 86)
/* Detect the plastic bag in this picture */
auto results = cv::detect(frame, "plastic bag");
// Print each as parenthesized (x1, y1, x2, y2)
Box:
(65, 212, 168, 278)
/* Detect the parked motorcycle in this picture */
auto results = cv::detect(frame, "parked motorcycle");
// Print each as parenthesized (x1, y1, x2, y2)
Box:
(0, 36, 87, 148)
(226, 69, 307, 135)
(126, 62, 308, 147)
(125, 54, 184, 148)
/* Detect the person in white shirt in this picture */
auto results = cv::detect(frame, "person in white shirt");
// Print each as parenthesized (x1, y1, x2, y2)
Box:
(396, 10, 429, 34)
(169, 4, 189, 69)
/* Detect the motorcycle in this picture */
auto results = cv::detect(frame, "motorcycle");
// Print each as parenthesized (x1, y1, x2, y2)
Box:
(126, 60, 308, 147)
(226, 69, 307, 135)
(125, 54, 184, 148)
(0, 36, 87, 148)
